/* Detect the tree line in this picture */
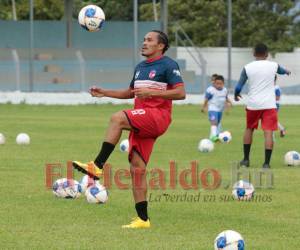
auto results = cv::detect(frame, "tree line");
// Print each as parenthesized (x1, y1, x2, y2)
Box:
(0, 0, 299, 52)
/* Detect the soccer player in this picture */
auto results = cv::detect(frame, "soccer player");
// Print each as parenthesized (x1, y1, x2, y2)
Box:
(201, 75, 232, 142)
(234, 43, 290, 168)
(72, 30, 186, 228)
(274, 75, 286, 137)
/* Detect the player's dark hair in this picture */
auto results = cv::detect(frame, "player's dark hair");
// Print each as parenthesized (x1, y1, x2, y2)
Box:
(215, 75, 224, 82)
(254, 43, 268, 56)
(152, 30, 169, 54)
(211, 73, 218, 80)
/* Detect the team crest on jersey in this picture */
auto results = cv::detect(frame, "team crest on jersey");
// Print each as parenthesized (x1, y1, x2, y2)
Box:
(135, 71, 140, 79)
(148, 70, 156, 79)
(173, 69, 181, 76)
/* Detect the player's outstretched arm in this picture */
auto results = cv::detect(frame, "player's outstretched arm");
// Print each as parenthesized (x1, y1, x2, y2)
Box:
(132, 85, 186, 100)
(90, 87, 134, 99)
(201, 99, 208, 113)
(234, 68, 247, 101)
(277, 65, 291, 75)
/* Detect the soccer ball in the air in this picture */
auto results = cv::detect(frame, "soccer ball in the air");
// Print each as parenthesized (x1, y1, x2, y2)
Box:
(79, 175, 100, 193)
(78, 5, 105, 32)
(219, 131, 232, 143)
(85, 184, 108, 204)
(198, 139, 214, 152)
(16, 133, 30, 145)
(232, 180, 255, 201)
(119, 139, 129, 152)
(214, 230, 245, 250)
(284, 151, 300, 166)
(52, 178, 82, 199)
(0, 133, 5, 144)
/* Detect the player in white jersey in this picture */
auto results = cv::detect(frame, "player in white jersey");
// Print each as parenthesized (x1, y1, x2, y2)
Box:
(234, 43, 290, 168)
(274, 75, 286, 137)
(202, 75, 232, 142)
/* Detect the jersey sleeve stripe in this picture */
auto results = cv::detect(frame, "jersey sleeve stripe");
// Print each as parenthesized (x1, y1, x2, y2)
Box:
(173, 82, 184, 88)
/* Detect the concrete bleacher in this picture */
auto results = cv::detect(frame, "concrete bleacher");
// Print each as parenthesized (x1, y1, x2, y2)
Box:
(0, 47, 196, 92)
(0, 21, 200, 93)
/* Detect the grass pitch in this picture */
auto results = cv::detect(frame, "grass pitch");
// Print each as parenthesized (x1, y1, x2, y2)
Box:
(0, 104, 299, 249)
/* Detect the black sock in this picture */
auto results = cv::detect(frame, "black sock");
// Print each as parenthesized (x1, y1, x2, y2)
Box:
(94, 142, 115, 169)
(243, 144, 251, 161)
(135, 201, 148, 221)
(264, 149, 272, 165)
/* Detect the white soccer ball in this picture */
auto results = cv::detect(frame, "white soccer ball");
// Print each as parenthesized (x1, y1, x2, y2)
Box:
(85, 183, 108, 204)
(16, 133, 30, 145)
(232, 180, 255, 201)
(214, 230, 245, 250)
(198, 139, 214, 152)
(52, 178, 82, 199)
(219, 131, 232, 143)
(79, 175, 100, 193)
(78, 5, 105, 32)
(0, 133, 5, 145)
(119, 139, 129, 152)
(284, 151, 300, 166)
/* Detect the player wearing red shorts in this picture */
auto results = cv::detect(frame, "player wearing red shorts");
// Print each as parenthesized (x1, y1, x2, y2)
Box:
(234, 43, 290, 169)
(72, 30, 185, 228)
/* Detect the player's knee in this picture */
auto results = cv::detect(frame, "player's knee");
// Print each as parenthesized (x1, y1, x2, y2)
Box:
(110, 112, 126, 126)
(130, 165, 146, 177)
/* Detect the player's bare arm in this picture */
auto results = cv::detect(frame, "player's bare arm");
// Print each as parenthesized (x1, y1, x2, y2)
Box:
(90, 87, 134, 99)
(201, 99, 208, 113)
(226, 97, 233, 107)
(132, 85, 185, 100)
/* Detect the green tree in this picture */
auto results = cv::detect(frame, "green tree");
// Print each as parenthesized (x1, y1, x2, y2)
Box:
(0, 0, 64, 20)
(140, 0, 227, 46)
(73, 0, 134, 21)
(139, 0, 299, 52)
(232, 0, 296, 52)
(0, 0, 299, 51)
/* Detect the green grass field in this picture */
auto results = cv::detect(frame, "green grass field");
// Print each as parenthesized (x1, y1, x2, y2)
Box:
(1, 104, 300, 249)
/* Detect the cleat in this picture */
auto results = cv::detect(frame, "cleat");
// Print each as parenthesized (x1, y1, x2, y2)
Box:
(72, 161, 102, 179)
(262, 163, 271, 169)
(239, 159, 250, 168)
(280, 129, 286, 138)
(122, 217, 151, 229)
(210, 135, 219, 143)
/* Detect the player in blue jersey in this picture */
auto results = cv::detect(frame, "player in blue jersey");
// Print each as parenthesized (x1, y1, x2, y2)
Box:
(72, 30, 186, 228)
(201, 75, 232, 142)
(274, 75, 286, 137)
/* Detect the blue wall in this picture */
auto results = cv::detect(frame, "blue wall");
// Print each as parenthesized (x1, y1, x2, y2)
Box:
(0, 21, 160, 48)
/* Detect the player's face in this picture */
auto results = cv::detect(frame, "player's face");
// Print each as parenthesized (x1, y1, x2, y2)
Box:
(141, 32, 164, 58)
(214, 80, 224, 90)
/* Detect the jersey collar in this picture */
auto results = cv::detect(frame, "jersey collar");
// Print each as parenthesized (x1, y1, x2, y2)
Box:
(146, 55, 163, 63)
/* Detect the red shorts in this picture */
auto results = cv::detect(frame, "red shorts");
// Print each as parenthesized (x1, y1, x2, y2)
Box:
(123, 108, 171, 164)
(246, 108, 278, 130)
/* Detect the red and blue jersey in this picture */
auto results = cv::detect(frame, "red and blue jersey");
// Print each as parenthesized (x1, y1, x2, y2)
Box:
(130, 55, 184, 115)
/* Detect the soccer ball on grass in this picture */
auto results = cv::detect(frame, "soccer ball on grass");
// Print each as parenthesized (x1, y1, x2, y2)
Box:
(232, 180, 254, 201)
(198, 139, 214, 152)
(52, 178, 82, 199)
(284, 151, 300, 166)
(218, 131, 232, 143)
(214, 230, 245, 250)
(85, 183, 108, 204)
